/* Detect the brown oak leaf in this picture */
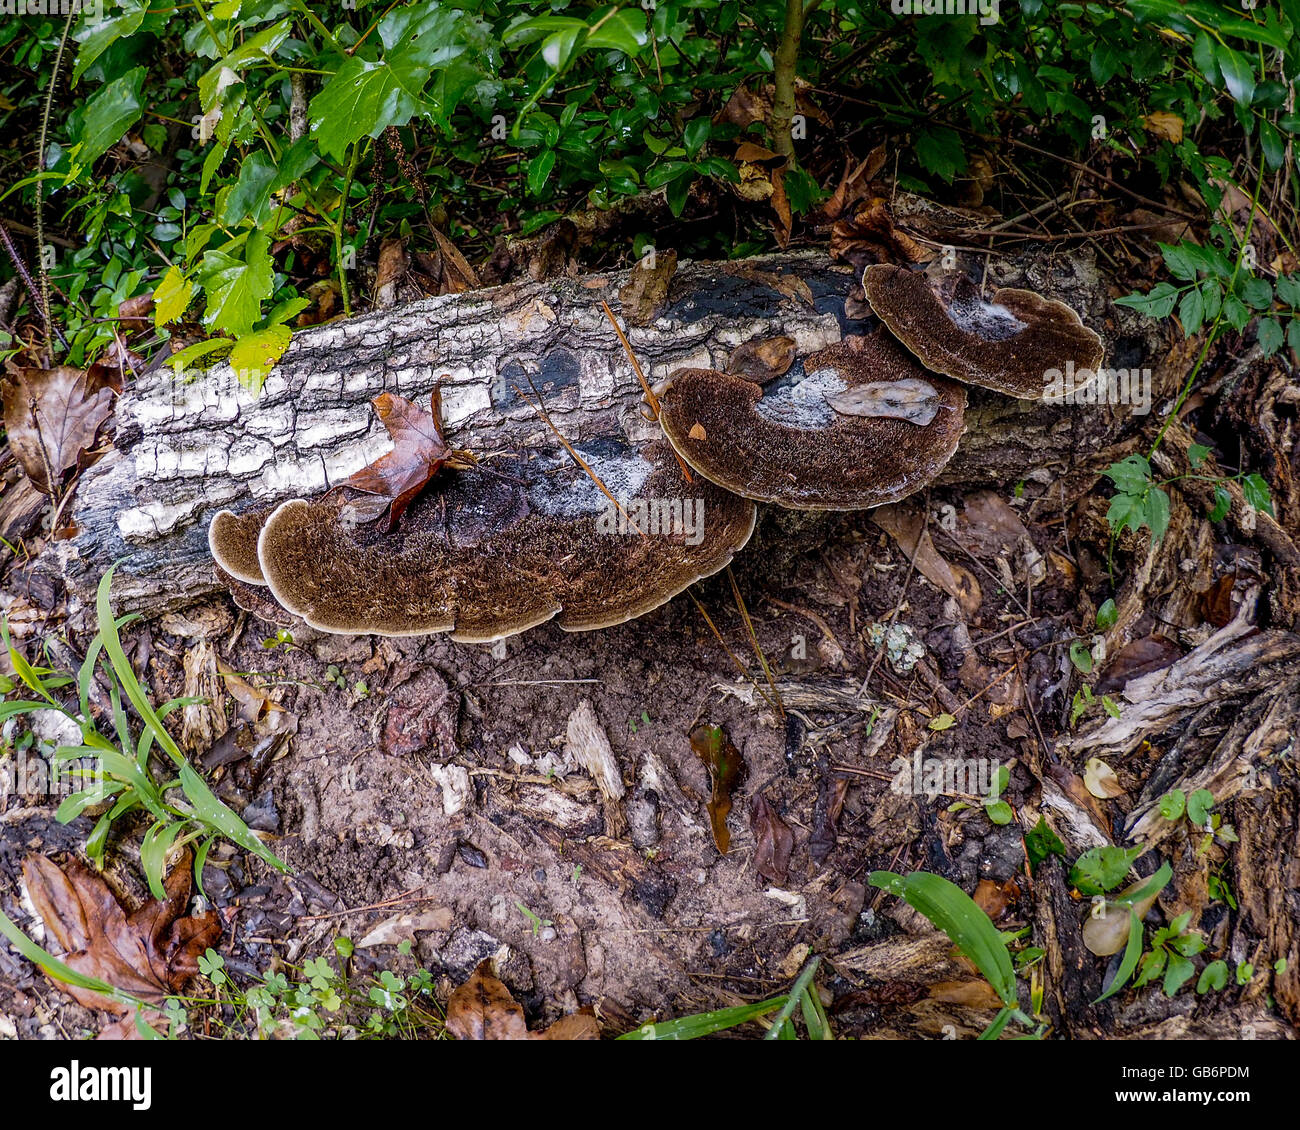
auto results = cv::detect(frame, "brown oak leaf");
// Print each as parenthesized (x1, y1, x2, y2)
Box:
(1, 366, 115, 493)
(21, 849, 220, 1017)
(446, 960, 599, 1040)
(333, 387, 473, 529)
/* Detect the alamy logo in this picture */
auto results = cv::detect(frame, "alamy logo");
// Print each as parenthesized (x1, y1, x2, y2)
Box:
(50, 1062, 151, 1110)
(890, 751, 1001, 797)
(0, 0, 106, 19)
(891, 0, 1000, 27)
(1043, 361, 1152, 415)
(595, 497, 705, 546)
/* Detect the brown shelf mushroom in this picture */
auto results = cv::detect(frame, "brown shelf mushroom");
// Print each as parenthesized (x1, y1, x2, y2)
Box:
(228, 438, 754, 640)
(656, 334, 966, 510)
(862, 263, 1104, 399)
(208, 508, 271, 586)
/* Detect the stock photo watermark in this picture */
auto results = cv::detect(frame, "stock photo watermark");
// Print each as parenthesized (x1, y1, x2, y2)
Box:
(595, 496, 706, 545)
(1043, 361, 1153, 415)
(891, 0, 1000, 28)
(889, 750, 1002, 798)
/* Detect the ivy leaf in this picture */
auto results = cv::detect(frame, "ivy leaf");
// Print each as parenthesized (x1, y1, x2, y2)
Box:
(1025, 817, 1066, 873)
(1186, 788, 1215, 827)
(1242, 473, 1274, 516)
(1187, 443, 1211, 469)
(1158, 789, 1186, 821)
(73, 66, 146, 169)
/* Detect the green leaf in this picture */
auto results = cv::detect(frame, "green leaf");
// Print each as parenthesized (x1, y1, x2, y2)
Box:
(1191, 30, 1219, 84)
(1163, 952, 1196, 996)
(1215, 44, 1256, 106)
(152, 265, 193, 328)
(1258, 317, 1284, 356)
(1187, 443, 1211, 470)
(683, 117, 710, 159)
(197, 231, 273, 336)
(198, 19, 293, 113)
(1115, 282, 1178, 319)
(1240, 276, 1273, 310)
(1210, 483, 1232, 522)
(1158, 789, 1186, 821)
(914, 125, 966, 183)
(1178, 286, 1205, 334)
(984, 800, 1014, 825)
(1144, 486, 1171, 541)
(220, 150, 278, 227)
(1259, 121, 1285, 171)
(1242, 473, 1274, 516)
(1197, 959, 1229, 994)
(73, 67, 146, 170)
(1186, 788, 1215, 827)
(1160, 242, 1200, 282)
(1104, 453, 1152, 495)
(72, 0, 149, 85)
(586, 9, 650, 55)
(1222, 295, 1250, 331)
(1025, 817, 1066, 873)
(1069, 640, 1094, 674)
(229, 326, 292, 395)
(869, 871, 1017, 1006)
(527, 149, 557, 196)
(1096, 598, 1118, 629)
(309, 58, 426, 161)
(1069, 845, 1143, 896)
(618, 996, 788, 1040)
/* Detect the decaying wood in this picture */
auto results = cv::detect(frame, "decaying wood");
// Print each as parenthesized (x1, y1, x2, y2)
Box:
(35, 248, 1170, 624)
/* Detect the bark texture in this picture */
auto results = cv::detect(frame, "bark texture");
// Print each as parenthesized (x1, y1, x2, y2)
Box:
(42, 248, 1165, 622)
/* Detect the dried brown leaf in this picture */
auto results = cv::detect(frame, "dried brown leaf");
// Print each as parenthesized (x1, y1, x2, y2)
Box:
(1, 367, 115, 493)
(446, 960, 599, 1040)
(21, 850, 220, 1017)
(749, 792, 794, 885)
(334, 389, 470, 529)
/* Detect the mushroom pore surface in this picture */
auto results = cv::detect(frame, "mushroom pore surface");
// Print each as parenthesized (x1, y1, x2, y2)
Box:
(862, 263, 1104, 399)
(657, 334, 966, 510)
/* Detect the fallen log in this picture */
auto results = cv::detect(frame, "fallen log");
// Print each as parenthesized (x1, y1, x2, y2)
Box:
(34, 248, 1169, 624)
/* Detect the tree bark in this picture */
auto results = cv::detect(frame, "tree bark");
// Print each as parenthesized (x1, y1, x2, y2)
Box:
(38, 248, 1165, 623)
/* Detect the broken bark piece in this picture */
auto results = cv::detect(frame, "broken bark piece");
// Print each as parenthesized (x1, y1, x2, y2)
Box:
(658, 335, 965, 510)
(565, 699, 626, 838)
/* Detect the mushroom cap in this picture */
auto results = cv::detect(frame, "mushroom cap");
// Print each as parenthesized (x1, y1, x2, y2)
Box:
(862, 263, 1104, 399)
(208, 508, 271, 585)
(250, 438, 755, 640)
(656, 334, 966, 510)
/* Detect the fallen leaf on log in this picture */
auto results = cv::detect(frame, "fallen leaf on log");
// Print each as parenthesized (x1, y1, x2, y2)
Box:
(333, 388, 472, 529)
(1, 366, 115, 493)
(445, 960, 599, 1040)
(810, 773, 849, 863)
(21, 849, 220, 1017)
(749, 792, 794, 885)
(1083, 757, 1124, 799)
(690, 723, 745, 854)
(1095, 634, 1182, 694)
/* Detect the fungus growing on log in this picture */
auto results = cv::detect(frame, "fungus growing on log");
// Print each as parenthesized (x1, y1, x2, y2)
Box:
(212, 438, 755, 640)
(656, 334, 966, 510)
(861, 263, 1104, 399)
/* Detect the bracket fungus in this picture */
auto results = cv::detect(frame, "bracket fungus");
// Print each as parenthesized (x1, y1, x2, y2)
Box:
(861, 263, 1104, 400)
(656, 334, 966, 510)
(210, 437, 755, 641)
